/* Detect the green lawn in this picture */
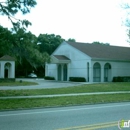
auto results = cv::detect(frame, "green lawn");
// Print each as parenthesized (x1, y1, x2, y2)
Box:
(0, 93, 130, 110)
(0, 81, 38, 86)
(0, 82, 130, 97)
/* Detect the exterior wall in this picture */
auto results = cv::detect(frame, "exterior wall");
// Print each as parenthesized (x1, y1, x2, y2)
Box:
(91, 60, 130, 82)
(46, 42, 91, 81)
(0, 61, 15, 78)
(111, 61, 130, 77)
(46, 41, 130, 82)
(45, 64, 57, 79)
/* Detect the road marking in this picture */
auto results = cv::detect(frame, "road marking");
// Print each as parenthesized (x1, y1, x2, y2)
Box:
(0, 103, 130, 117)
(57, 121, 118, 130)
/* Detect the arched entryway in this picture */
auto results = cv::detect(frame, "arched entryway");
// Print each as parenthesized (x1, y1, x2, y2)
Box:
(63, 64, 67, 81)
(58, 64, 62, 81)
(4, 62, 11, 78)
(93, 62, 101, 82)
(104, 63, 111, 82)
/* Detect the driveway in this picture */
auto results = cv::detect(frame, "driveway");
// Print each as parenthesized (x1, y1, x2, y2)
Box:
(0, 78, 89, 90)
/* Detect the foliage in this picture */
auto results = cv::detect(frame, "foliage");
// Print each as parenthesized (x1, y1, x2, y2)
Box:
(0, 25, 75, 77)
(0, 0, 37, 30)
(0, 78, 15, 82)
(67, 38, 76, 42)
(44, 76, 55, 80)
(121, 2, 130, 42)
(112, 76, 130, 82)
(0, 25, 16, 57)
(69, 77, 86, 82)
(37, 34, 65, 55)
(92, 41, 110, 45)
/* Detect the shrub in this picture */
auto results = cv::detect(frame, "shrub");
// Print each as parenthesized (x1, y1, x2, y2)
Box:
(44, 76, 55, 80)
(0, 78, 15, 82)
(69, 77, 86, 82)
(112, 76, 130, 82)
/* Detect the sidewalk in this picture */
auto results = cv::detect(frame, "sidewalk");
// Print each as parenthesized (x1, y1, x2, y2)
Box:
(1, 91, 130, 99)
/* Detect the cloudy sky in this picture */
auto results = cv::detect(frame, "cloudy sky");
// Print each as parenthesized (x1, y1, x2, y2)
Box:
(0, 0, 130, 47)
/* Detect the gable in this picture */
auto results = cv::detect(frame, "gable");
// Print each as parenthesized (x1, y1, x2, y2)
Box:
(0, 55, 15, 61)
(67, 42, 130, 61)
(52, 41, 91, 60)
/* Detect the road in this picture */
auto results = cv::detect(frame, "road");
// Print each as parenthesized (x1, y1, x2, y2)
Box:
(0, 102, 130, 130)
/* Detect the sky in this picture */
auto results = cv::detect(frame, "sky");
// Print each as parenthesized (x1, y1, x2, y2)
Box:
(0, 0, 130, 47)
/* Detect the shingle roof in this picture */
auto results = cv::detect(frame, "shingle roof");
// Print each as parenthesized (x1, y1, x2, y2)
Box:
(0, 55, 15, 61)
(67, 42, 130, 61)
(53, 55, 70, 60)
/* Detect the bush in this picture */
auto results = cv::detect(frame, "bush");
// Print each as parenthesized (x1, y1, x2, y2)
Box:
(0, 78, 15, 82)
(44, 76, 55, 80)
(69, 77, 86, 82)
(112, 76, 130, 82)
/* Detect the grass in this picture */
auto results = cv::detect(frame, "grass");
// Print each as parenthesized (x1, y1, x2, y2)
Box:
(0, 93, 130, 110)
(0, 81, 38, 86)
(0, 82, 130, 97)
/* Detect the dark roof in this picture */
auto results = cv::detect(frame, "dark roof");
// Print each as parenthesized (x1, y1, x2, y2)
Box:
(0, 55, 15, 61)
(67, 42, 130, 61)
(53, 55, 70, 60)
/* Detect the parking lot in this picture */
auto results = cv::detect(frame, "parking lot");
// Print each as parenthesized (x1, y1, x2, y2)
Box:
(0, 78, 88, 90)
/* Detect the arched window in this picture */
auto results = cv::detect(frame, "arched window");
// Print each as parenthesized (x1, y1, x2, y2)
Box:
(4, 62, 11, 78)
(93, 62, 101, 82)
(104, 63, 111, 82)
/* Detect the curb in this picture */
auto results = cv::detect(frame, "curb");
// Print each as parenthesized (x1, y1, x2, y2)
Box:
(0, 91, 130, 99)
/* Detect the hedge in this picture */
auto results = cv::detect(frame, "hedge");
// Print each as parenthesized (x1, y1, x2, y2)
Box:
(44, 76, 55, 80)
(0, 78, 15, 82)
(69, 77, 86, 82)
(112, 76, 130, 82)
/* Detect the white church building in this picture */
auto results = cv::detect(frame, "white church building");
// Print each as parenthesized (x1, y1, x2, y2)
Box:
(45, 41, 130, 82)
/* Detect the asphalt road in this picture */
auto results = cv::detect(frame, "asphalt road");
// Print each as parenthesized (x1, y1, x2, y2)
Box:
(0, 102, 130, 130)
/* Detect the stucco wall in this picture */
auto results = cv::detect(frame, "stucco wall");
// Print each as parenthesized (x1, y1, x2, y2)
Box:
(91, 60, 130, 82)
(45, 64, 57, 79)
(46, 41, 130, 82)
(111, 61, 130, 77)
(0, 61, 15, 78)
(47, 41, 91, 81)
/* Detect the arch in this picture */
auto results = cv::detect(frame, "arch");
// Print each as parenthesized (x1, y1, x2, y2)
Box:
(4, 62, 12, 78)
(104, 63, 111, 82)
(63, 64, 67, 81)
(58, 64, 62, 81)
(93, 62, 101, 82)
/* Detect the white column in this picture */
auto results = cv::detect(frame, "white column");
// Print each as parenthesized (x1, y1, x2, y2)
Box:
(1, 62, 5, 78)
(101, 63, 104, 82)
(89, 63, 93, 82)
(10, 62, 15, 78)
(61, 64, 64, 81)
(56, 64, 58, 81)
(67, 64, 69, 81)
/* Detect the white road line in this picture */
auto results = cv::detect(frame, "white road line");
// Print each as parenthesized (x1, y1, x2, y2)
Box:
(0, 103, 130, 117)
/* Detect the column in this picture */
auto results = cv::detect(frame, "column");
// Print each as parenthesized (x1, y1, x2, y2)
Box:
(101, 63, 104, 82)
(89, 63, 93, 82)
(67, 64, 69, 81)
(61, 64, 64, 81)
(1, 62, 5, 78)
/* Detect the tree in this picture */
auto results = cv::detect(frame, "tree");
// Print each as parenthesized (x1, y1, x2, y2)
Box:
(0, 25, 14, 56)
(38, 34, 65, 55)
(121, 2, 130, 42)
(67, 38, 76, 42)
(0, 0, 37, 30)
(92, 41, 110, 45)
